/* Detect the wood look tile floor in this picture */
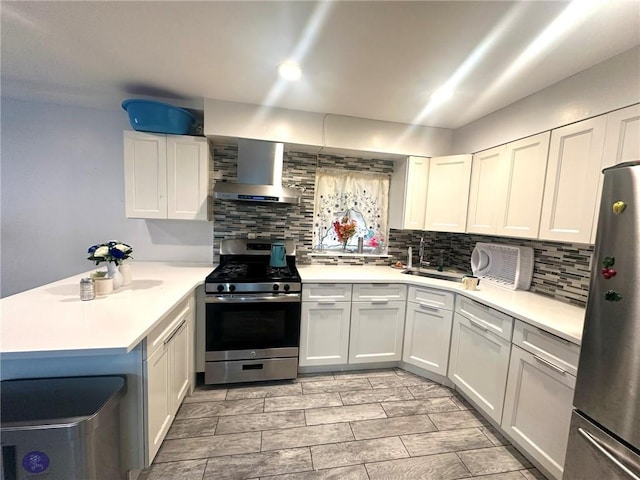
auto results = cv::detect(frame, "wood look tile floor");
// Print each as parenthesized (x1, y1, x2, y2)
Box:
(139, 369, 548, 480)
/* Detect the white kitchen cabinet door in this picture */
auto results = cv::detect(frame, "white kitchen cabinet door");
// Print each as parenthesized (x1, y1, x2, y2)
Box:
(539, 117, 606, 243)
(124, 131, 168, 219)
(502, 345, 576, 480)
(590, 104, 640, 243)
(144, 296, 193, 464)
(389, 156, 429, 230)
(166, 135, 209, 221)
(168, 317, 190, 412)
(496, 132, 550, 239)
(424, 154, 472, 233)
(145, 343, 171, 463)
(349, 301, 406, 364)
(448, 313, 511, 424)
(402, 302, 453, 375)
(299, 301, 351, 366)
(124, 131, 210, 221)
(467, 146, 506, 235)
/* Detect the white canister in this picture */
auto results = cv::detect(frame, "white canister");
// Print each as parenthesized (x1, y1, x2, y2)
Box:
(94, 277, 114, 296)
(119, 263, 133, 286)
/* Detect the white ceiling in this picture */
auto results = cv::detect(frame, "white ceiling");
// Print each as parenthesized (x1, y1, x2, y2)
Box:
(2, 1, 639, 129)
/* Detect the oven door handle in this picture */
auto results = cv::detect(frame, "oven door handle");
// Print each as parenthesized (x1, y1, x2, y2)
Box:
(205, 294, 301, 304)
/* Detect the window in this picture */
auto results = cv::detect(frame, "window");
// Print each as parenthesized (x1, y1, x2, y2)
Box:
(313, 169, 390, 254)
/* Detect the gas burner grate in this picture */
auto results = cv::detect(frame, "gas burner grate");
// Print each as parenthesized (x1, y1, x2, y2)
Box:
(217, 263, 249, 279)
(266, 266, 293, 279)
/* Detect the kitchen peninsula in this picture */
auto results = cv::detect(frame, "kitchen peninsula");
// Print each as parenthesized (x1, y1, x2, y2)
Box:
(1, 262, 586, 479)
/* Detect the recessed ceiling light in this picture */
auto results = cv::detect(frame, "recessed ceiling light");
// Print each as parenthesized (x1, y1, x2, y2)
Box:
(278, 62, 302, 81)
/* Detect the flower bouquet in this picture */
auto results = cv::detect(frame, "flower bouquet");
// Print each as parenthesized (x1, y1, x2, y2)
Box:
(333, 216, 357, 251)
(87, 241, 133, 266)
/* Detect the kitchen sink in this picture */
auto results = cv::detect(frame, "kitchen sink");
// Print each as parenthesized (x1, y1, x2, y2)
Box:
(402, 267, 466, 282)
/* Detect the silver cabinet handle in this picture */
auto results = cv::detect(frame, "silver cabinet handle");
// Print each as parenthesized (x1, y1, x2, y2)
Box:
(317, 300, 337, 305)
(467, 318, 489, 332)
(419, 303, 439, 311)
(578, 427, 640, 480)
(164, 320, 186, 345)
(371, 299, 389, 305)
(533, 354, 567, 375)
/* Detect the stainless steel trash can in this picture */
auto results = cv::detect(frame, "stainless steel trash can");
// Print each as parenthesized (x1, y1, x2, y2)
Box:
(1, 376, 126, 480)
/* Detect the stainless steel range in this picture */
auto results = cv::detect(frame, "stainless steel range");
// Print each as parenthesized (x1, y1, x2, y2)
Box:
(203, 239, 301, 384)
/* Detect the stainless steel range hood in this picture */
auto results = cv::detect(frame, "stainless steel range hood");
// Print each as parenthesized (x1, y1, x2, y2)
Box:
(213, 139, 301, 204)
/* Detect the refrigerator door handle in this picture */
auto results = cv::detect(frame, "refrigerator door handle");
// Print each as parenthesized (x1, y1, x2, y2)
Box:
(578, 427, 640, 480)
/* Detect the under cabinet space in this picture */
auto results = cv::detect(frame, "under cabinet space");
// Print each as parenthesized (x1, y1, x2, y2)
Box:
(502, 344, 576, 480)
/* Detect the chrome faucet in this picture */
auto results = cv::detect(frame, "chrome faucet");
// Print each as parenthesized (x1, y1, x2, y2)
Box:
(418, 235, 429, 268)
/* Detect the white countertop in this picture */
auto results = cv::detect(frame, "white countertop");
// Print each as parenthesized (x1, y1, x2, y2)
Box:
(297, 265, 586, 345)
(0, 262, 213, 359)
(1, 262, 585, 361)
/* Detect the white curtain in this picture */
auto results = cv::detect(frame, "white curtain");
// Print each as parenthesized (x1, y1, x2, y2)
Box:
(313, 168, 390, 253)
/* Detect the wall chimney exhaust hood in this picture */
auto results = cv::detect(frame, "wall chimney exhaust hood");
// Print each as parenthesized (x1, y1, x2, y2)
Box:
(213, 139, 301, 204)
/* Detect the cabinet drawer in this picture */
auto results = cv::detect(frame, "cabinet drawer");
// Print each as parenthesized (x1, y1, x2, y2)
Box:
(146, 297, 192, 359)
(302, 283, 352, 302)
(352, 283, 407, 302)
(455, 296, 513, 341)
(513, 320, 580, 376)
(408, 286, 454, 310)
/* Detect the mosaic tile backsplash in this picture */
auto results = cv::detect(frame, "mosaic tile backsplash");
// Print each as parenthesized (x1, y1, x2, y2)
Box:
(210, 143, 593, 307)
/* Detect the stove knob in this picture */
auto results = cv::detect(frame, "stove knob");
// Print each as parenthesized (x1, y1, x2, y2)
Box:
(217, 284, 224, 293)
(229, 284, 236, 292)
(273, 284, 280, 291)
(284, 284, 290, 292)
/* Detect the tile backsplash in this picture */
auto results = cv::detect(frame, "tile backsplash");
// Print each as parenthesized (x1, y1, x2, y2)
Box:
(210, 143, 593, 307)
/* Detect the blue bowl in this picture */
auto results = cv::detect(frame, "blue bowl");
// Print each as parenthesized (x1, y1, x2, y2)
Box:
(122, 99, 195, 135)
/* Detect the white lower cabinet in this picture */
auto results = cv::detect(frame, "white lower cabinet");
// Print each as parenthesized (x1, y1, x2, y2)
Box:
(402, 286, 454, 375)
(501, 320, 579, 480)
(299, 300, 351, 366)
(448, 297, 513, 424)
(144, 295, 194, 463)
(349, 300, 406, 363)
(349, 284, 407, 364)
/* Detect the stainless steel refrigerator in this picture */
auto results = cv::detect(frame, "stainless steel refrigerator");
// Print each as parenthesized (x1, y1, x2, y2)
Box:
(564, 161, 640, 480)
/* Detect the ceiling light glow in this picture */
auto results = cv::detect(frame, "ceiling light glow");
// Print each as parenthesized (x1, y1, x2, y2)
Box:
(278, 62, 302, 81)
(430, 87, 454, 105)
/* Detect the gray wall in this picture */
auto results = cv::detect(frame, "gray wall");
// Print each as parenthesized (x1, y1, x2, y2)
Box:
(452, 46, 640, 153)
(0, 98, 213, 297)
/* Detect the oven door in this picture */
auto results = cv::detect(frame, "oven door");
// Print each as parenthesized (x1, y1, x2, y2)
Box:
(205, 293, 301, 361)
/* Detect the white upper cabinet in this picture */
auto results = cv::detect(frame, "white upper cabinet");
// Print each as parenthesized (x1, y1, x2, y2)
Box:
(590, 104, 640, 243)
(539, 117, 607, 243)
(389, 156, 429, 230)
(124, 131, 210, 221)
(601, 104, 640, 169)
(467, 133, 550, 238)
(496, 132, 550, 238)
(166, 136, 210, 221)
(466, 146, 506, 234)
(424, 154, 472, 233)
(124, 132, 167, 219)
